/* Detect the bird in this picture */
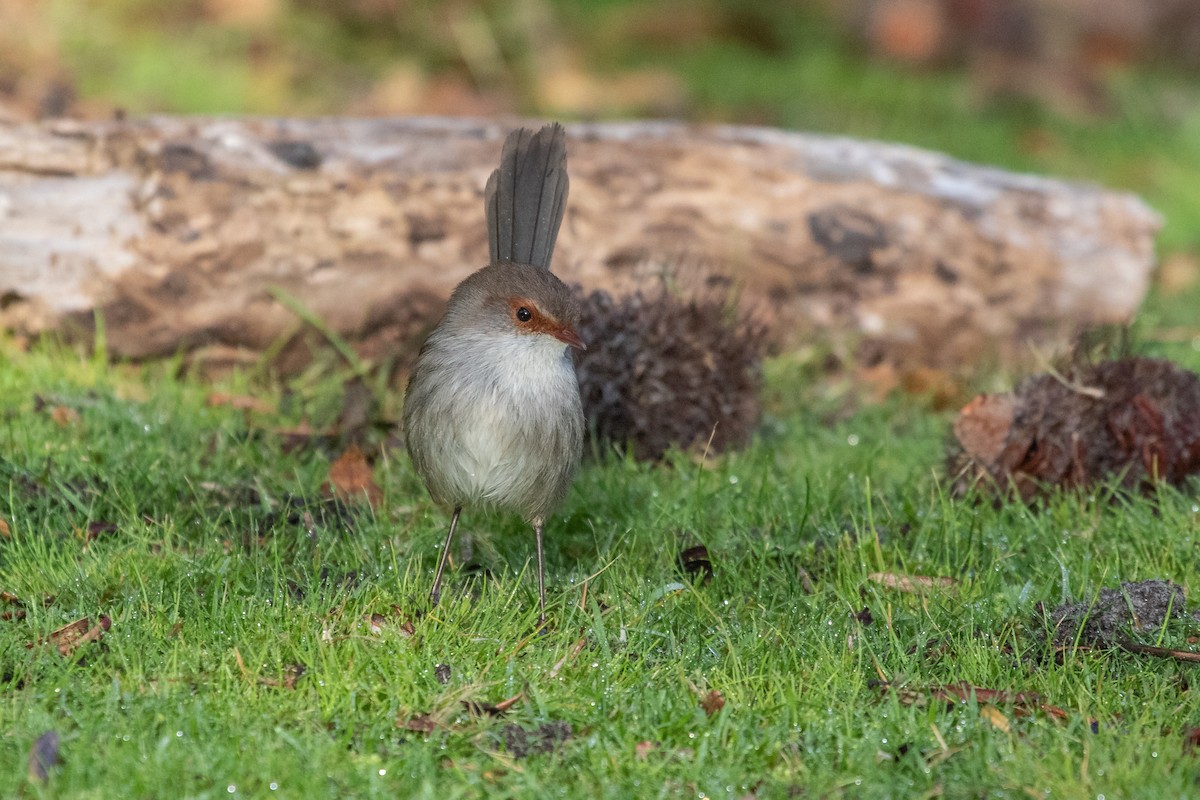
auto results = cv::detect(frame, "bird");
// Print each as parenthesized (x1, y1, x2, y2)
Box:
(403, 123, 584, 624)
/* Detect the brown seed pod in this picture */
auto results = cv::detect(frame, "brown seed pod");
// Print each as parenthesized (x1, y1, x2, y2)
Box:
(949, 357, 1200, 501)
(573, 286, 767, 461)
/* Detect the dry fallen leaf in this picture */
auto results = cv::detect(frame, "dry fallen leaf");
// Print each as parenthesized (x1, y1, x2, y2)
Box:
(325, 444, 382, 507)
(233, 649, 306, 689)
(50, 405, 79, 427)
(84, 521, 118, 542)
(889, 682, 1070, 722)
(272, 663, 306, 690)
(634, 740, 657, 760)
(548, 635, 588, 680)
(0, 518, 10, 538)
(28, 616, 111, 656)
(401, 713, 438, 734)
(979, 704, 1012, 733)
(463, 692, 524, 717)
(868, 572, 958, 593)
(677, 544, 713, 583)
(700, 690, 725, 716)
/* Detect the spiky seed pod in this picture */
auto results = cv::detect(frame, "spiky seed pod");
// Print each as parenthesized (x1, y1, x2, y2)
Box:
(573, 287, 767, 461)
(949, 357, 1200, 501)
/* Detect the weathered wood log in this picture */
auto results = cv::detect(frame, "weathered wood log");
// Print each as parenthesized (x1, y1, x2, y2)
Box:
(0, 115, 1160, 374)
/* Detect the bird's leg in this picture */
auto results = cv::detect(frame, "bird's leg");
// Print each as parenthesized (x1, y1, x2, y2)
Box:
(533, 517, 546, 625)
(429, 506, 462, 608)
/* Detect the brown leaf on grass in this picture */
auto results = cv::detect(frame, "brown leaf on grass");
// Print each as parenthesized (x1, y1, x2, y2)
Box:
(463, 691, 524, 717)
(868, 572, 958, 593)
(28, 616, 111, 656)
(796, 566, 815, 595)
(50, 405, 79, 427)
(978, 704, 1012, 733)
(84, 521, 118, 541)
(0, 518, 10, 538)
(232, 649, 306, 689)
(700, 690, 725, 716)
(205, 392, 274, 413)
(269, 663, 307, 690)
(401, 713, 438, 733)
(27, 730, 60, 783)
(677, 544, 714, 583)
(854, 606, 875, 625)
(634, 740, 657, 760)
(325, 444, 382, 507)
(392, 605, 416, 637)
(1, 590, 21, 605)
(547, 635, 588, 680)
(364, 607, 415, 637)
(888, 682, 1070, 721)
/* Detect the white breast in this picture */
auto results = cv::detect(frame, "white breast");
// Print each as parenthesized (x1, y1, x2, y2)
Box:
(404, 329, 584, 521)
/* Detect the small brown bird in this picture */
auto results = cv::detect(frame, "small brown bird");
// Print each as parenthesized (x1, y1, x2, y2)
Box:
(403, 124, 584, 623)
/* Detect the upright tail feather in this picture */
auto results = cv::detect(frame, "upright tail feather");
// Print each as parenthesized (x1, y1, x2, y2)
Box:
(484, 123, 569, 272)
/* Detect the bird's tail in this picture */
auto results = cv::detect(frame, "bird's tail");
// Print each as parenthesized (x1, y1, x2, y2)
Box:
(484, 123, 569, 272)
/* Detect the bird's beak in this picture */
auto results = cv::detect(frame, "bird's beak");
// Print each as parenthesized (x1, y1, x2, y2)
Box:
(553, 326, 587, 351)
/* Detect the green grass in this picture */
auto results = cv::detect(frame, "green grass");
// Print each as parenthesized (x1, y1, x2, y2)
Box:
(2, 341, 1199, 798)
(8, 3, 1200, 795)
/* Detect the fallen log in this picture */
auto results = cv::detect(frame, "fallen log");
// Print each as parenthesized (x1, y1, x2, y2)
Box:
(0, 116, 1160, 374)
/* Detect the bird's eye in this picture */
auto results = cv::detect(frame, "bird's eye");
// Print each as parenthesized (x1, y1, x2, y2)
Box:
(516, 306, 533, 322)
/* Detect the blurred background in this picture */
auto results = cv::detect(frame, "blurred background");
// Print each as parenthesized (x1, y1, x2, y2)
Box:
(2, 0, 1198, 264)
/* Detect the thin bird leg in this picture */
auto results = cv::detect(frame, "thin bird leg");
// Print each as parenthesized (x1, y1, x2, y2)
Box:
(534, 518, 547, 625)
(429, 506, 462, 607)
